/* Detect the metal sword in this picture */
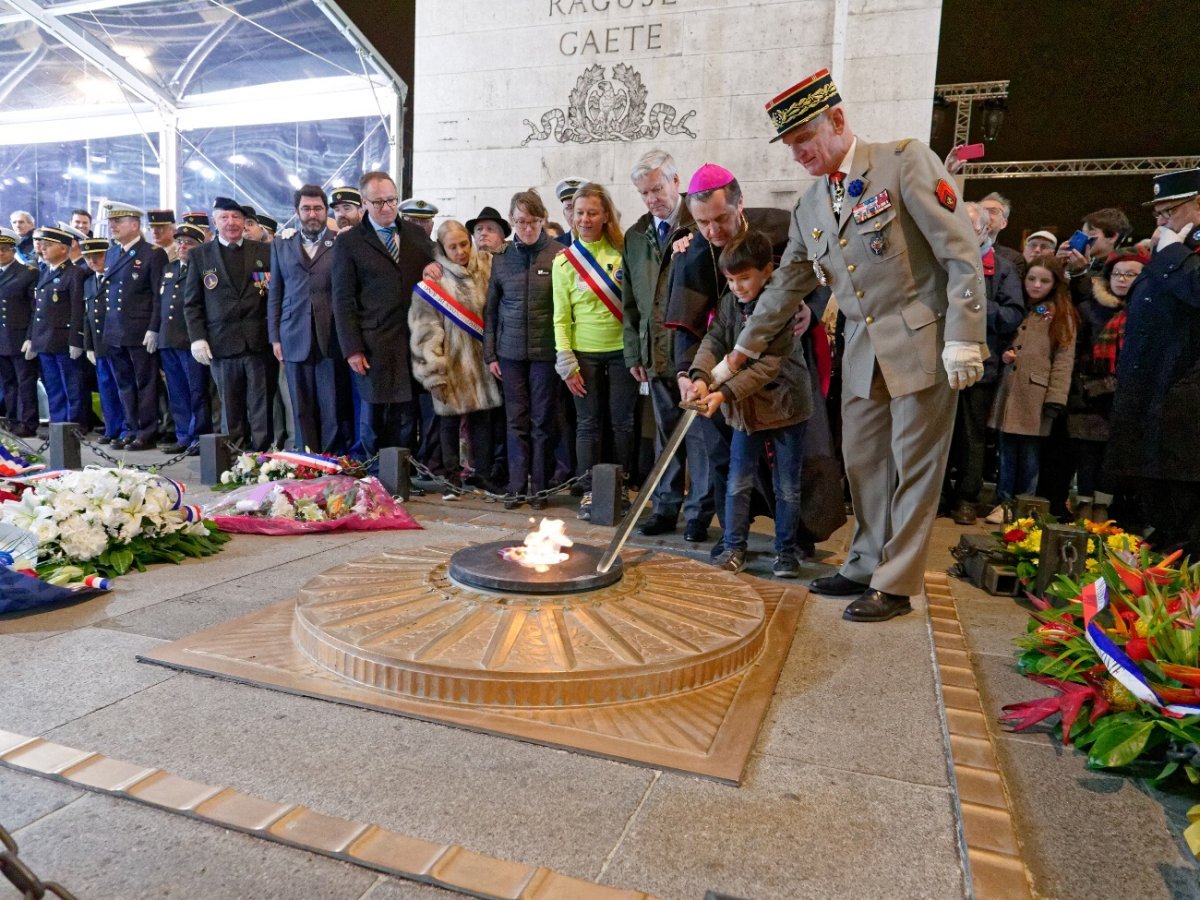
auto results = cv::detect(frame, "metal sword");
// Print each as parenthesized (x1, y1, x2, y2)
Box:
(596, 400, 703, 574)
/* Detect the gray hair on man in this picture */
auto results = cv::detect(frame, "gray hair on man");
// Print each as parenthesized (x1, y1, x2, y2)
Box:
(10, 210, 33, 223)
(982, 191, 1011, 219)
(630, 149, 677, 184)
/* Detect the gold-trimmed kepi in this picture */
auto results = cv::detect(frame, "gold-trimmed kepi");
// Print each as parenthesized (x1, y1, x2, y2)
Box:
(399, 197, 437, 219)
(765, 67, 842, 143)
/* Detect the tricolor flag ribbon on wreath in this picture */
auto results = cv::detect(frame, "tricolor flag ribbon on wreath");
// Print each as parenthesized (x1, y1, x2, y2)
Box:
(263, 451, 344, 474)
(413, 279, 485, 342)
(1081, 577, 1200, 717)
(563, 240, 623, 323)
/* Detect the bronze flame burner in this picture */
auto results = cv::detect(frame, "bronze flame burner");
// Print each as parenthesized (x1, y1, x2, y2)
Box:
(447, 540, 623, 594)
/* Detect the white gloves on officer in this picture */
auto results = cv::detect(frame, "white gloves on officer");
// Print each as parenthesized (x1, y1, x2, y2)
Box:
(143, 331, 158, 354)
(942, 341, 984, 391)
(69, 346, 83, 361)
(21, 340, 34, 361)
(1155, 223, 1193, 252)
(87, 350, 96, 366)
(190, 339, 213, 366)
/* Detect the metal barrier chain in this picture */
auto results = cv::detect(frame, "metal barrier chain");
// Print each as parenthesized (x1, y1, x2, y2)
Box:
(0, 823, 78, 900)
(407, 455, 587, 503)
(0, 425, 48, 459)
(73, 430, 193, 472)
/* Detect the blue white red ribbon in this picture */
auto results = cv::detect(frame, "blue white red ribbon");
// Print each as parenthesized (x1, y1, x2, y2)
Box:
(263, 451, 343, 473)
(563, 240, 623, 323)
(1081, 578, 1200, 716)
(156, 475, 186, 510)
(413, 279, 484, 342)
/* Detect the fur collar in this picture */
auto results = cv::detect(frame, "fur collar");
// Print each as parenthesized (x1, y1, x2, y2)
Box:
(1090, 276, 1124, 309)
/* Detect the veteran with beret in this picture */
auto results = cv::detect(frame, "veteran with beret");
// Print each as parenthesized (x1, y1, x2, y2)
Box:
(727, 68, 986, 622)
(0, 227, 40, 435)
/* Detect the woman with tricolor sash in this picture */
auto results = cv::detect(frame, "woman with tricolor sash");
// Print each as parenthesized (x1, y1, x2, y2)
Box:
(409, 220, 501, 497)
(552, 182, 638, 520)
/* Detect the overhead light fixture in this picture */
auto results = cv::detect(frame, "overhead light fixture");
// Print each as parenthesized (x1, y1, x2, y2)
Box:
(287, 174, 303, 189)
(982, 99, 1007, 143)
(113, 44, 154, 75)
(931, 95, 950, 141)
(228, 154, 250, 166)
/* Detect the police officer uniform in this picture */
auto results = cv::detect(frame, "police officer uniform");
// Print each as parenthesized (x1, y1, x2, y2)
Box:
(554, 177, 587, 246)
(399, 199, 438, 238)
(102, 202, 168, 449)
(0, 227, 40, 435)
(738, 69, 986, 621)
(158, 224, 212, 453)
(80, 237, 126, 443)
(147, 210, 179, 263)
(29, 226, 87, 424)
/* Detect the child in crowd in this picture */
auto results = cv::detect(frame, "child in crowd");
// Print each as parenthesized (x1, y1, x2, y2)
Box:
(986, 254, 1078, 523)
(685, 231, 812, 576)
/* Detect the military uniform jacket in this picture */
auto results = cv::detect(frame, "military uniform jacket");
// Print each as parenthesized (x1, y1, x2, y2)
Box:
(737, 139, 986, 400)
(0, 262, 37, 355)
(102, 238, 167, 347)
(331, 217, 433, 404)
(622, 204, 694, 376)
(157, 258, 191, 350)
(30, 261, 85, 354)
(83, 270, 111, 358)
(183, 238, 271, 358)
(268, 228, 340, 362)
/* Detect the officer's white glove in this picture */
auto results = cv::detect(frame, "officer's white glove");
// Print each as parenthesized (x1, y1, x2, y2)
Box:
(190, 339, 213, 366)
(1155, 223, 1192, 252)
(278, 227, 298, 240)
(69, 346, 83, 361)
(86, 350, 96, 366)
(942, 341, 984, 391)
(21, 340, 34, 361)
(711, 358, 735, 386)
(143, 330, 158, 354)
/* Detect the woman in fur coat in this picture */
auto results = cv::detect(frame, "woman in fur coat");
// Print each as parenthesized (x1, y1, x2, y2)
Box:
(410, 220, 502, 495)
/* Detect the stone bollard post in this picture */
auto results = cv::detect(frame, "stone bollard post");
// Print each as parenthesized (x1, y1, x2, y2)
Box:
(588, 464, 625, 527)
(1034, 523, 1090, 603)
(49, 423, 82, 470)
(199, 433, 232, 486)
(379, 447, 411, 500)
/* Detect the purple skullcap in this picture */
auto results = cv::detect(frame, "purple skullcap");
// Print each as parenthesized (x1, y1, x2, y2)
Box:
(688, 163, 735, 195)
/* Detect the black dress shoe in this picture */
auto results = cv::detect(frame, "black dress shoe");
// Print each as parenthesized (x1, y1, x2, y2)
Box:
(684, 520, 709, 543)
(97, 435, 113, 445)
(110, 437, 129, 450)
(808, 572, 870, 597)
(637, 513, 677, 536)
(160, 442, 188, 454)
(186, 443, 201, 457)
(124, 438, 154, 451)
(842, 589, 912, 623)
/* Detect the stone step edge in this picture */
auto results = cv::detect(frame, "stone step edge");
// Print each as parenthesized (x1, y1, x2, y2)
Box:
(0, 729, 654, 900)
(925, 572, 1034, 900)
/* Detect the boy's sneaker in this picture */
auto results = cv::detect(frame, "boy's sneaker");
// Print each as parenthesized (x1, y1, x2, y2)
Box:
(713, 548, 746, 573)
(984, 504, 1007, 525)
(577, 492, 592, 521)
(772, 553, 801, 578)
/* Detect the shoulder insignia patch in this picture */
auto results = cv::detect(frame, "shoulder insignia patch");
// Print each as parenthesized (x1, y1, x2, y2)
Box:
(894, 138, 914, 153)
(935, 179, 957, 212)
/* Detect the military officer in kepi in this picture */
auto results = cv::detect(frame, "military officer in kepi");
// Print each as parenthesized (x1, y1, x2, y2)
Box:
(80, 236, 126, 445)
(400, 199, 438, 238)
(0, 227, 40, 436)
(725, 68, 987, 622)
(554, 177, 588, 246)
(102, 202, 168, 450)
(158, 224, 212, 455)
(28, 225, 87, 425)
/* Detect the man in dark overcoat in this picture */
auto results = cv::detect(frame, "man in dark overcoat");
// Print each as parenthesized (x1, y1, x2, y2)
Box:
(0, 228, 39, 436)
(269, 184, 349, 454)
(331, 171, 434, 452)
(184, 197, 272, 450)
(1108, 168, 1200, 555)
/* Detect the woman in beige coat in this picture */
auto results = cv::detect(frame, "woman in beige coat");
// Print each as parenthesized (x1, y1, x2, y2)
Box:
(985, 255, 1078, 522)
(410, 220, 502, 496)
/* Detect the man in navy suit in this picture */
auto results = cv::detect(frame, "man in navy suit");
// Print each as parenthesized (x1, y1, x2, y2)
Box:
(0, 228, 40, 436)
(269, 184, 349, 453)
(184, 197, 273, 450)
(102, 202, 167, 450)
(332, 171, 434, 452)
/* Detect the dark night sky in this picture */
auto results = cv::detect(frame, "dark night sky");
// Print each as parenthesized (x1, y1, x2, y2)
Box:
(341, 2, 1197, 242)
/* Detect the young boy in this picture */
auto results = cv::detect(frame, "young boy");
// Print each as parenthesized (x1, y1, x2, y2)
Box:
(685, 231, 812, 576)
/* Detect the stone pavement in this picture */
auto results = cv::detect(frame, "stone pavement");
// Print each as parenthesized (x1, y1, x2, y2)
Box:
(1, 447, 1197, 898)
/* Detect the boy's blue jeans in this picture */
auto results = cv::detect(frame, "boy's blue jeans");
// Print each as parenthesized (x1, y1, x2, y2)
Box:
(722, 420, 807, 554)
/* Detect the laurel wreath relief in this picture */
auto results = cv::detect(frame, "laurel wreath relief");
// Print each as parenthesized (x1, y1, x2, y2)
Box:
(522, 64, 698, 145)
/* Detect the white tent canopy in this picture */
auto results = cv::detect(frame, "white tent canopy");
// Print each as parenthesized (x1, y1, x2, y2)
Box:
(0, 0, 403, 225)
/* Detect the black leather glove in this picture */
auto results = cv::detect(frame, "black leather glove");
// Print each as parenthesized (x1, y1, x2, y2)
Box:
(1043, 402, 1065, 419)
